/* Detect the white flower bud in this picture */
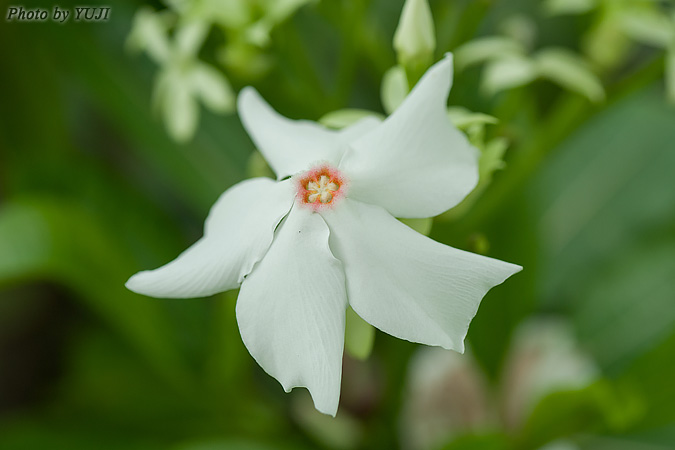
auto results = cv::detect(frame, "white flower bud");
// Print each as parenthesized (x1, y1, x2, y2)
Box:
(393, 0, 436, 71)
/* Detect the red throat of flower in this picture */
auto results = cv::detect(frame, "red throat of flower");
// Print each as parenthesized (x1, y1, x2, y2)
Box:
(296, 164, 347, 210)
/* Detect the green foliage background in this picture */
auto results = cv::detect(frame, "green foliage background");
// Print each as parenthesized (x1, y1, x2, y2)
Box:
(1, 0, 674, 449)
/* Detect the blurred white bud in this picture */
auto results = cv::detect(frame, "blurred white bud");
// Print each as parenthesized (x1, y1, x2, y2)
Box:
(500, 318, 599, 430)
(393, 0, 436, 73)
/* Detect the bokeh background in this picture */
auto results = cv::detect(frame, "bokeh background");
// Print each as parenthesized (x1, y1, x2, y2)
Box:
(1, 0, 675, 449)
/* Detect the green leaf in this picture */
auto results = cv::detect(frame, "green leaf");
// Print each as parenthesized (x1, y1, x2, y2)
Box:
(617, 8, 674, 48)
(532, 84, 675, 373)
(126, 7, 172, 64)
(175, 21, 209, 57)
(543, 0, 596, 16)
(163, 71, 199, 142)
(534, 48, 605, 103)
(0, 198, 190, 391)
(454, 36, 526, 70)
(516, 382, 643, 449)
(190, 63, 235, 113)
(447, 106, 498, 130)
(319, 109, 384, 129)
(666, 45, 675, 102)
(399, 217, 433, 235)
(344, 306, 375, 360)
(482, 55, 538, 95)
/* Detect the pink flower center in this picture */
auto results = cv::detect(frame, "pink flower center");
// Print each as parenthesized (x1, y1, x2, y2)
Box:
(296, 164, 346, 209)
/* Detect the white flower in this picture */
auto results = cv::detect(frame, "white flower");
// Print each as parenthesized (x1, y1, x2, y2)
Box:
(126, 55, 522, 416)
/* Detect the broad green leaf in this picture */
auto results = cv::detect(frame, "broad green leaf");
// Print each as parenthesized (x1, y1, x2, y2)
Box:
(532, 84, 675, 374)
(534, 48, 605, 103)
(0, 199, 190, 391)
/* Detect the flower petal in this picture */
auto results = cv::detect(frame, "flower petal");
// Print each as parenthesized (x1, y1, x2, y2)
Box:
(237, 205, 347, 416)
(339, 55, 479, 218)
(322, 199, 521, 352)
(238, 87, 346, 179)
(126, 178, 294, 298)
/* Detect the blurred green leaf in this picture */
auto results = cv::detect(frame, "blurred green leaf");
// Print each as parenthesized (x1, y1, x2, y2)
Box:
(543, 0, 596, 16)
(447, 107, 498, 130)
(617, 8, 674, 48)
(319, 109, 384, 129)
(173, 440, 292, 450)
(454, 36, 526, 70)
(516, 381, 643, 450)
(534, 48, 605, 103)
(344, 306, 375, 360)
(532, 84, 675, 374)
(440, 433, 509, 450)
(482, 55, 538, 95)
(0, 198, 190, 391)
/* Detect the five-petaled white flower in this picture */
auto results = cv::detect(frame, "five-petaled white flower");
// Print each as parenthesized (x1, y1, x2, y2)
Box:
(126, 55, 522, 416)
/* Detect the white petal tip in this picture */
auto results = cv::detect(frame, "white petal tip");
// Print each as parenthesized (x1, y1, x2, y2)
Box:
(125, 272, 146, 295)
(237, 86, 260, 111)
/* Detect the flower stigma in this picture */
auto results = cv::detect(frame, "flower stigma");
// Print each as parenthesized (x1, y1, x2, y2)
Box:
(296, 164, 346, 210)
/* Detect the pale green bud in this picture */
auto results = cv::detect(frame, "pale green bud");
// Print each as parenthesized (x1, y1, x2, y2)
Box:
(393, 0, 435, 80)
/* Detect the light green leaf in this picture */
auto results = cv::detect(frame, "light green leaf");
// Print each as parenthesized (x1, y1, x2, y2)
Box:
(479, 137, 508, 181)
(190, 63, 235, 113)
(617, 8, 674, 48)
(454, 36, 526, 70)
(482, 55, 538, 95)
(534, 48, 605, 103)
(344, 306, 375, 360)
(265, 0, 315, 24)
(499, 14, 537, 50)
(543, 0, 597, 16)
(447, 106, 498, 130)
(174, 20, 209, 57)
(319, 109, 384, 129)
(163, 72, 199, 142)
(381, 65, 409, 115)
(244, 19, 274, 47)
(126, 7, 172, 64)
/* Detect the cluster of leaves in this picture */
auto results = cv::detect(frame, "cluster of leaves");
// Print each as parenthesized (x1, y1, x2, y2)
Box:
(127, 0, 314, 141)
(1, 0, 675, 449)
